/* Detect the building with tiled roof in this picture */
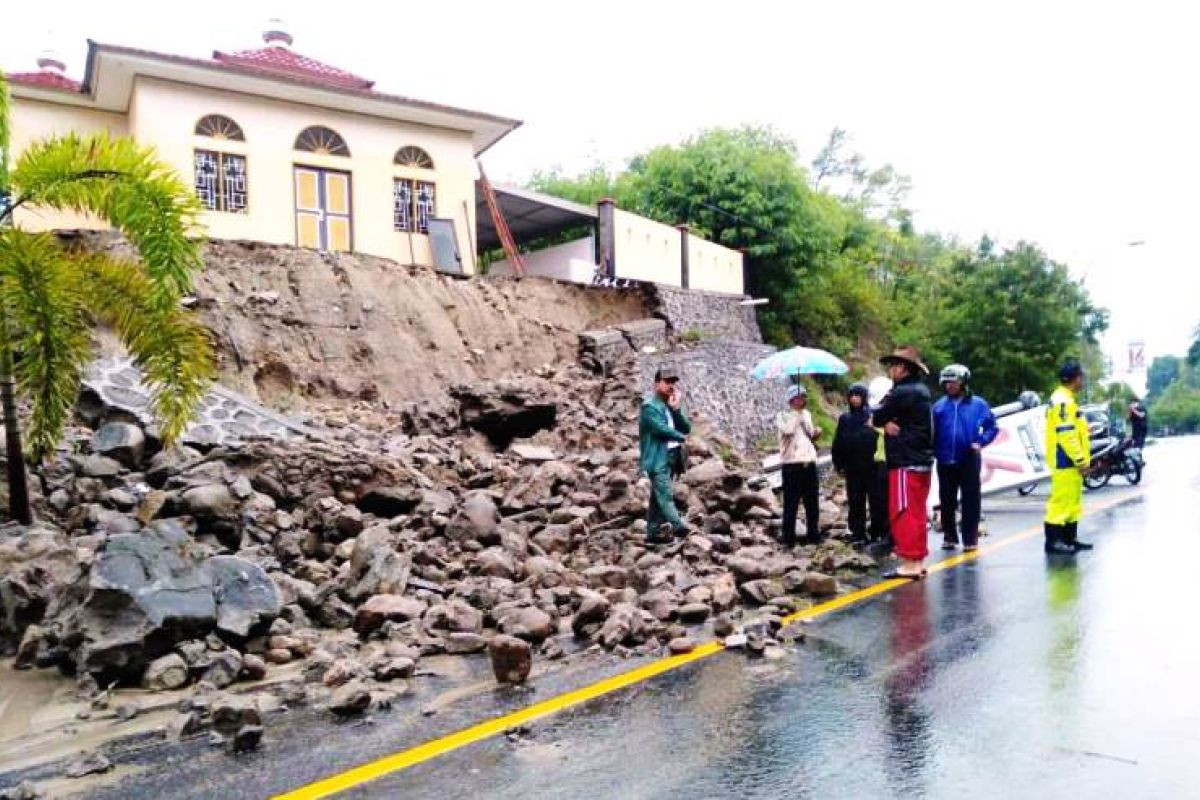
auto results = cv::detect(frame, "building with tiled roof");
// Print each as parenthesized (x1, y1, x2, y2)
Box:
(4, 23, 521, 273)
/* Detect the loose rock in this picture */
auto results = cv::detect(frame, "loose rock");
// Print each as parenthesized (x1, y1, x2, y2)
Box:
(489, 634, 532, 684)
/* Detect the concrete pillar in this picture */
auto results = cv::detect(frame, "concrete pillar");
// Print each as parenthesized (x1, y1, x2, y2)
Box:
(597, 198, 616, 279)
(677, 224, 690, 289)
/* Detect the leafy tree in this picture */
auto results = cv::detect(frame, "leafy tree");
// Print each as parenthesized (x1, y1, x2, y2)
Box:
(527, 126, 1105, 401)
(809, 127, 912, 223)
(1147, 355, 1181, 403)
(527, 164, 616, 206)
(0, 71, 214, 522)
(1188, 323, 1200, 368)
(1150, 379, 1200, 434)
(920, 241, 1108, 402)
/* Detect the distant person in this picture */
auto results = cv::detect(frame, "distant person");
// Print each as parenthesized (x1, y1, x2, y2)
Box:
(1044, 360, 1093, 554)
(932, 364, 998, 552)
(777, 384, 822, 547)
(833, 383, 883, 546)
(1127, 399, 1149, 449)
(872, 346, 935, 579)
(639, 367, 691, 544)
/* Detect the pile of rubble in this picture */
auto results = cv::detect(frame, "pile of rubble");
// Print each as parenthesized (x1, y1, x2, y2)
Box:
(0, 353, 872, 754)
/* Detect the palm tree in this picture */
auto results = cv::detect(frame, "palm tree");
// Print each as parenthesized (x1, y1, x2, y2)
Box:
(0, 71, 214, 523)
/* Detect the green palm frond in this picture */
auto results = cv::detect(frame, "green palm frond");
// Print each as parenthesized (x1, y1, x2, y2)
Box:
(0, 70, 11, 194)
(76, 252, 215, 444)
(10, 132, 202, 309)
(0, 231, 92, 460)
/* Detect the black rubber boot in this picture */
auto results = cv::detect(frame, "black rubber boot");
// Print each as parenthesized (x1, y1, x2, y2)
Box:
(1044, 523, 1075, 554)
(1064, 522, 1093, 551)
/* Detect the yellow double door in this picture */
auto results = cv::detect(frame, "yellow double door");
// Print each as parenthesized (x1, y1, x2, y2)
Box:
(294, 167, 352, 252)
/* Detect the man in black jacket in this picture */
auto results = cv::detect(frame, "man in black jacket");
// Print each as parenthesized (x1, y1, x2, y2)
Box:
(833, 383, 884, 546)
(872, 346, 935, 579)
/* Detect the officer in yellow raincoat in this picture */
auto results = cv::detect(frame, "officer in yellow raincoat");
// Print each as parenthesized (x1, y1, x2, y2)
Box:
(1044, 360, 1093, 554)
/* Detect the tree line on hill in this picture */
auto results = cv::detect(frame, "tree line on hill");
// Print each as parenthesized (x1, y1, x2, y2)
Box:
(1146, 331, 1200, 434)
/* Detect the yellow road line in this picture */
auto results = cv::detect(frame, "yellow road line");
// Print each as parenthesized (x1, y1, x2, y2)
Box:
(275, 487, 1146, 800)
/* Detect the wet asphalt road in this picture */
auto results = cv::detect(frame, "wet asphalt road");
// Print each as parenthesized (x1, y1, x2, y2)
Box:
(16, 438, 1199, 799)
(351, 438, 1200, 799)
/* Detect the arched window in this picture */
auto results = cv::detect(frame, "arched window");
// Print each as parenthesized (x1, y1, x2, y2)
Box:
(194, 114, 245, 141)
(394, 146, 434, 169)
(295, 126, 350, 156)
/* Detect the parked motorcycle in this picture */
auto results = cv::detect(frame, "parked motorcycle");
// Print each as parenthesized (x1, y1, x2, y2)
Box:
(1084, 436, 1143, 490)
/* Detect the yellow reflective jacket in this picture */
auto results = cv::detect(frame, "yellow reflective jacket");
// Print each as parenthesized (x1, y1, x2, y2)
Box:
(1045, 386, 1090, 471)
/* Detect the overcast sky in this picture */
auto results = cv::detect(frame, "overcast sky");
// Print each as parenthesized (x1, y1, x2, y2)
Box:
(4, 0, 1198, 377)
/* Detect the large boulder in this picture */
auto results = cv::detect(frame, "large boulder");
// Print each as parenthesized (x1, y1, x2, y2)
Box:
(72, 454, 123, 479)
(143, 652, 189, 691)
(344, 525, 411, 601)
(209, 556, 282, 639)
(499, 606, 555, 643)
(146, 446, 202, 488)
(598, 603, 642, 648)
(91, 422, 146, 469)
(52, 521, 279, 683)
(682, 459, 728, 486)
(63, 522, 216, 681)
(423, 600, 483, 635)
(489, 634, 532, 684)
(0, 524, 85, 651)
(353, 594, 427, 635)
(446, 492, 501, 546)
(181, 484, 241, 548)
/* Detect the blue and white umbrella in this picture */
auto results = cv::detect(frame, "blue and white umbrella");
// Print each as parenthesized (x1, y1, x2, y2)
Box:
(751, 346, 849, 382)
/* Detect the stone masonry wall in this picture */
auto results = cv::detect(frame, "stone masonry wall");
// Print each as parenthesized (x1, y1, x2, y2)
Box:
(647, 284, 762, 343)
(639, 340, 780, 450)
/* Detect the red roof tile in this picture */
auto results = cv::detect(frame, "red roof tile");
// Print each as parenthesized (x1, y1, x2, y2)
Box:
(211, 47, 373, 91)
(6, 70, 82, 92)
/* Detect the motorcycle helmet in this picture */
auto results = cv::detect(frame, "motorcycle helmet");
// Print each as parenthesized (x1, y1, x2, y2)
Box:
(939, 363, 971, 385)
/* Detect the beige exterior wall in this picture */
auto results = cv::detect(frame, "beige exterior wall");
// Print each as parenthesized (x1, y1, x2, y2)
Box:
(611, 208, 683, 286)
(687, 234, 744, 295)
(8, 79, 480, 272)
(9, 98, 129, 231)
(128, 78, 479, 272)
(490, 236, 596, 283)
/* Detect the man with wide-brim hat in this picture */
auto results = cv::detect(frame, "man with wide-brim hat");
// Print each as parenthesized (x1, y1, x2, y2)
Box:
(879, 345, 930, 377)
(872, 346, 935, 578)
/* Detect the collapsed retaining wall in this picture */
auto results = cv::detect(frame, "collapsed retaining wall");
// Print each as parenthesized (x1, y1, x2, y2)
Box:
(580, 285, 779, 450)
(647, 284, 762, 343)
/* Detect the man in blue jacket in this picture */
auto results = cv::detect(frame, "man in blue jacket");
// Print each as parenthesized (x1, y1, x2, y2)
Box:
(639, 367, 692, 544)
(932, 364, 997, 551)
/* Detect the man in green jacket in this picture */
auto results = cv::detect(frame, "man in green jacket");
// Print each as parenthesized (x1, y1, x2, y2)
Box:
(639, 367, 692, 543)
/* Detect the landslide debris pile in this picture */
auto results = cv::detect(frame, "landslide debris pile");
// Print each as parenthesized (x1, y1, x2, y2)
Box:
(0, 354, 871, 739)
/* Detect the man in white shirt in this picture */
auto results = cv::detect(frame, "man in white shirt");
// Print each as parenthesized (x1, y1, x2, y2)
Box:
(777, 384, 822, 546)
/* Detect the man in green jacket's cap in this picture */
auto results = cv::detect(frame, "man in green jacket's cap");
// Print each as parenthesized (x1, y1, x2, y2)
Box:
(639, 367, 692, 543)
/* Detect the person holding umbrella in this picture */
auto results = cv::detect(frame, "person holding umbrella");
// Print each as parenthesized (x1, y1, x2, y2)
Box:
(872, 346, 935, 579)
(777, 384, 822, 546)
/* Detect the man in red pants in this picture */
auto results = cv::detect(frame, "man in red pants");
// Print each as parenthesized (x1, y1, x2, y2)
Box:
(872, 346, 935, 579)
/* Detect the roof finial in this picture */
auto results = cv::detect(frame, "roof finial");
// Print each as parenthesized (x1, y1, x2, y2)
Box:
(263, 18, 293, 48)
(36, 47, 67, 74)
